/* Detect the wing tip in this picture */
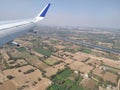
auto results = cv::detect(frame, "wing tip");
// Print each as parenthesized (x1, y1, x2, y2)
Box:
(37, 3, 51, 18)
(40, 3, 51, 17)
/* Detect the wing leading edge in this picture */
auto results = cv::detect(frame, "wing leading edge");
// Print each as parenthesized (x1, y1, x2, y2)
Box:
(0, 3, 51, 47)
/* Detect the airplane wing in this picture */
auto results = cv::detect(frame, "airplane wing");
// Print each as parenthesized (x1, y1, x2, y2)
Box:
(0, 3, 51, 47)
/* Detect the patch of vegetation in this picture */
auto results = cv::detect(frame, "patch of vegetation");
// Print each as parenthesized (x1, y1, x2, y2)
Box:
(81, 48, 91, 54)
(7, 75, 14, 80)
(54, 69, 72, 79)
(50, 40, 59, 45)
(16, 47, 26, 52)
(35, 48, 52, 56)
(44, 58, 60, 66)
(24, 69, 35, 74)
(48, 68, 84, 90)
(38, 77, 42, 81)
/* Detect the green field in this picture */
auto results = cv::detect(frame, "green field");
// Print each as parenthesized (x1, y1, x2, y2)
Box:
(82, 48, 91, 54)
(35, 48, 52, 56)
(16, 47, 26, 52)
(47, 68, 84, 90)
(44, 58, 59, 66)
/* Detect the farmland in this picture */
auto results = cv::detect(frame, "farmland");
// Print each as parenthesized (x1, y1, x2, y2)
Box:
(16, 47, 26, 52)
(0, 26, 120, 90)
(44, 57, 60, 66)
(35, 48, 52, 56)
(47, 68, 84, 90)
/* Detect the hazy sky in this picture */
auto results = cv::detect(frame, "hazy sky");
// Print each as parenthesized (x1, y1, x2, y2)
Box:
(0, 0, 120, 28)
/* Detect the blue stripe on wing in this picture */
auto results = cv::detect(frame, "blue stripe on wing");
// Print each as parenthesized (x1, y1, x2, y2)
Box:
(40, 3, 51, 17)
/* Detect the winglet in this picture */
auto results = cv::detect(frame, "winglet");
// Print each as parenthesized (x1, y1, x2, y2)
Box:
(36, 3, 51, 21)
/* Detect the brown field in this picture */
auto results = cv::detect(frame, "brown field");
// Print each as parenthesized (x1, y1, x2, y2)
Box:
(45, 67, 58, 77)
(1, 64, 52, 90)
(3, 65, 36, 77)
(1, 50, 10, 60)
(73, 52, 89, 61)
(92, 68, 104, 77)
(0, 80, 17, 90)
(69, 61, 84, 70)
(33, 78, 52, 90)
(8, 49, 49, 70)
(54, 45, 65, 50)
(69, 61, 93, 74)
(45, 63, 65, 77)
(103, 72, 118, 84)
(63, 59, 73, 64)
(12, 69, 43, 87)
(75, 52, 120, 69)
(0, 72, 6, 83)
(93, 68, 119, 84)
(102, 59, 120, 69)
(81, 78, 97, 90)
(78, 64, 93, 74)
(86, 59, 102, 66)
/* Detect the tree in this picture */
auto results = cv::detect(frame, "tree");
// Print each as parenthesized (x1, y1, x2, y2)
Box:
(7, 75, 14, 80)
(18, 69, 22, 72)
(38, 77, 41, 81)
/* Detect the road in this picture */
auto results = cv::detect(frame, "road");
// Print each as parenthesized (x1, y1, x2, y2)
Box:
(39, 34, 120, 54)
(57, 37, 120, 54)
